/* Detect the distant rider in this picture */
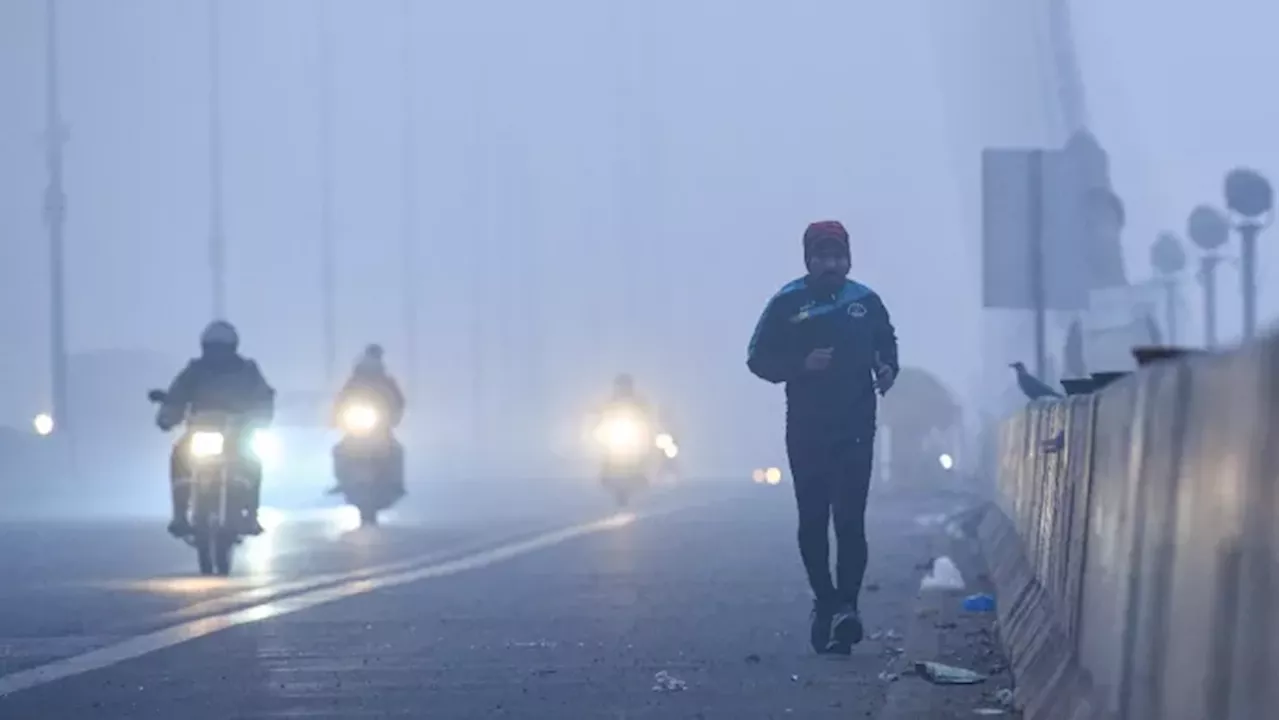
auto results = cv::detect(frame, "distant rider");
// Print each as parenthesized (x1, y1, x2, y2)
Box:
(332, 344, 406, 496)
(601, 373, 652, 419)
(155, 320, 275, 537)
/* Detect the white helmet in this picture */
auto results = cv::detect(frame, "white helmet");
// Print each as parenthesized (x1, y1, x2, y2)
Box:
(200, 320, 239, 349)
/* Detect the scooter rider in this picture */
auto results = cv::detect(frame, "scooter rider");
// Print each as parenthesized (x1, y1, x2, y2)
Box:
(156, 320, 275, 537)
(332, 344, 406, 496)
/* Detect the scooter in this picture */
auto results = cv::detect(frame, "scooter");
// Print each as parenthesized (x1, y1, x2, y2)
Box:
(332, 398, 404, 527)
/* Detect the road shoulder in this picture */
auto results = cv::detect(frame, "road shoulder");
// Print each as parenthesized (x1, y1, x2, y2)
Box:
(879, 503, 1021, 719)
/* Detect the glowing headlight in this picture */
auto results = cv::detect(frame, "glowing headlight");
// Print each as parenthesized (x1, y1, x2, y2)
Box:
(189, 431, 225, 459)
(938, 453, 954, 471)
(662, 444, 679, 459)
(596, 414, 647, 454)
(32, 413, 55, 436)
(341, 403, 380, 435)
(764, 467, 783, 485)
(250, 429, 281, 464)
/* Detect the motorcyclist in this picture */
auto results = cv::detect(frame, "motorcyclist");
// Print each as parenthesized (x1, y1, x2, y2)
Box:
(747, 220, 899, 655)
(602, 374, 649, 415)
(156, 320, 275, 537)
(594, 374, 672, 461)
(332, 344, 406, 496)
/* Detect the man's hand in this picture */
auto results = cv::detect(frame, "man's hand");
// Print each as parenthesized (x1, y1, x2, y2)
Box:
(804, 347, 834, 372)
(874, 363, 896, 395)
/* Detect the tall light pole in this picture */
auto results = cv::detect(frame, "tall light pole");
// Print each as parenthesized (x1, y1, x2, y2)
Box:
(317, 0, 337, 386)
(1223, 168, 1275, 341)
(207, 0, 226, 319)
(43, 0, 69, 431)
(399, 0, 418, 400)
(1150, 232, 1187, 345)
(1187, 205, 1231, 348)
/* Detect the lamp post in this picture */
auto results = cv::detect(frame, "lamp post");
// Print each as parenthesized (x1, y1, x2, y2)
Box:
(1150, 232, 1187, 345)
(43, 0, 69, 433)
(206, 0, 226, 320)
(317, 0, 337, 386)
(1186, 205, 1231, 348)
(399, 0, 418, 400)
(1223, 168, 1275, 340)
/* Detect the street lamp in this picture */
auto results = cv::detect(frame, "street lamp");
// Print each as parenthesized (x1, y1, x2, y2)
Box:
(1223, 168, 1274, 340)
(1150, 232, 1187, 345)
(33, 413, 55, 437)
(399, 0, 419, 401)
(207, 0, 226, 319)
(316, 0, 337, 386)
(1186, 205, 1231, 348)
(43, 0, 70, 436)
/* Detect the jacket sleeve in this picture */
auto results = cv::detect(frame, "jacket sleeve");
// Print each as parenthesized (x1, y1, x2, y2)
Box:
(156, 363, 197, 431)
(871, 293, 900, 375)
(747, 294, 802, 384)
(244, 360, 276, 424)
(386, 377, 406, 426)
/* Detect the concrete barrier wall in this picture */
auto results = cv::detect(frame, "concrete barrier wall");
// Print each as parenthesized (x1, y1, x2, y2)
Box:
(979, 335, 1277, 720)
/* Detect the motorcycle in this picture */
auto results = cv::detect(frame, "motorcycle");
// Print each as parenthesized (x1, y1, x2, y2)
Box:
(148, 389, 271, 576)
(593, 406, 667, 507)
(332, 397, 403, 527)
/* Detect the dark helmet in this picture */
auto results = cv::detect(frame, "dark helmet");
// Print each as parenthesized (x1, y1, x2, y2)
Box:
(613, 373, 635, 395)
(200, 320, 239, 351)
(355, 344, 386, 376)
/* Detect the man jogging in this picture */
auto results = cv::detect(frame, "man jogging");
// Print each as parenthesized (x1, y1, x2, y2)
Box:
(747, 220, 899, 654)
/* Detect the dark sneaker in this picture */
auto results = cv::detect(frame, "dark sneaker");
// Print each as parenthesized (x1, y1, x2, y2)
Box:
(239, 514, 265, 536)
(809, 600, 837, 654)
(167, 518, 192, 537)
(827, 605, 864, 655)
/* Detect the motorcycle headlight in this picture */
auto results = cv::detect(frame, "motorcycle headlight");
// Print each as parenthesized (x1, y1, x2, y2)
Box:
(938, 453, 954, 471)
(250, 429, 281, 464)
(189, 431, 225, 459)
(341, 403, 380, 435)
(596, 415, 647, 454)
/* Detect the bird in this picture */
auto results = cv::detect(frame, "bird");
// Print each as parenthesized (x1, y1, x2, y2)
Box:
(1009, 361, 1063, 401)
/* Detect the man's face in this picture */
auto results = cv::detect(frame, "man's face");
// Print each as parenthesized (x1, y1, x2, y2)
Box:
(806, 245, 851, 293)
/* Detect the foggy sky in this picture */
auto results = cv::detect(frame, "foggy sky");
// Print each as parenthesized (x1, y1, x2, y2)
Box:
(1, 0, 1276, 477)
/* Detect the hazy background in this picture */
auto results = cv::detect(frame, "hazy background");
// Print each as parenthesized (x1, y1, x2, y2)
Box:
(1, 0, 1275, 480)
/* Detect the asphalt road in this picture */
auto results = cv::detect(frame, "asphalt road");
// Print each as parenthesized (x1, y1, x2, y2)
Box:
(0, 477, 989, 719)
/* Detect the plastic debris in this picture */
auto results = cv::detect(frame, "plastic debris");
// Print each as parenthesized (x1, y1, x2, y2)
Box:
(652, 671, 687, 692)
(744, 654, 762, 664)
(920, 556, 967, 591)
(915, 661, 988, 685)
(877, 670, 900, 682)
(995, 688, 1015, 706)
(914, 512, 948, 528)
(509, 640, 557, 649)
(973, 709, 1006, 716)
(962, 593, 997, 612)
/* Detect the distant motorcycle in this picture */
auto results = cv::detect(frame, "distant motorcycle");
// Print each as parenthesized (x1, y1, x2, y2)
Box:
(148, 389, 272, 576)
(593, 407, 676, 507)
(332, 397, 404, 527)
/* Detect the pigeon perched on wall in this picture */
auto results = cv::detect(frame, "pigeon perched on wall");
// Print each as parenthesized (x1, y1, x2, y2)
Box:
(1009, 361, 1063, 401)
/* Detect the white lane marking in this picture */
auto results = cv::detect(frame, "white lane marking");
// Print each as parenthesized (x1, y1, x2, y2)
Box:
(0, 512, 637, 698)
(100, 525, 581, 630)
